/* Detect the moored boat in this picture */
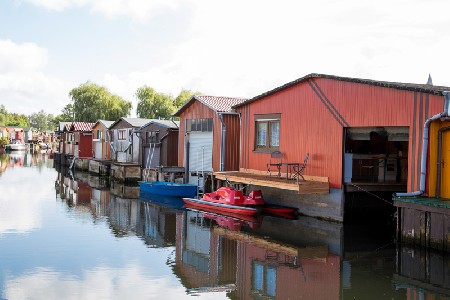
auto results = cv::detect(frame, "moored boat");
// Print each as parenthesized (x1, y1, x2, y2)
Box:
(138, 181, 198, 198)
(182, 197, 260, 216)
(8, 139, 26, 151)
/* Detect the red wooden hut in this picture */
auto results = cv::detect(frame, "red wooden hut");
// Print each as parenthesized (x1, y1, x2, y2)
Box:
(69, 122, 95, 159)
(232, 73, 450, 222)
(173, 95, 247, 187)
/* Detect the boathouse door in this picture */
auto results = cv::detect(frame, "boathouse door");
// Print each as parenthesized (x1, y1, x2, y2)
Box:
(188, 132, 213, 185)
(94, 141, 102, 159)
(441, 131, 450, 198)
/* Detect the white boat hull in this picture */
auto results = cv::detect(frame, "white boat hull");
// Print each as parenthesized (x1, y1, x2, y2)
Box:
(9, 144, 26, 151)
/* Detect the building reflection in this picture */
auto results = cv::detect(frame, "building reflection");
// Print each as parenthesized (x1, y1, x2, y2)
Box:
(53, 167, 450, 299)
(173, 209, 340, 299)
(0, 152, 51, 173)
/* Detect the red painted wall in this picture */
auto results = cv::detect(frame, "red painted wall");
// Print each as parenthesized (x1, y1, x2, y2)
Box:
(237, 77, 444, 190)
(177, 100, 241, 172)
(78, 133, 93, 158)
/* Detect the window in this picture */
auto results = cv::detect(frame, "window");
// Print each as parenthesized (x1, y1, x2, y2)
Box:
(251, 262, 277, 298)
(254, 114, 280, 150)
(118, 129, 127, 140)
(146, 131, 159, 143)
(186, 118, 213, 132)
(96, 130, 102, 140)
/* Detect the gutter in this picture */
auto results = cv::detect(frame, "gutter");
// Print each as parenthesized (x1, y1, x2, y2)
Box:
(218, 113, 226, 172)
(395, 91, 450, 197)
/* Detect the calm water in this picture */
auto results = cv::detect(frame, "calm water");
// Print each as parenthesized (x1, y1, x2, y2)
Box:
(0, 152, 449, 300)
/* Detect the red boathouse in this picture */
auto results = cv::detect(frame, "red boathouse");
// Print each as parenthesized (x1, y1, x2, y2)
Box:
(232, 73, 450, 222)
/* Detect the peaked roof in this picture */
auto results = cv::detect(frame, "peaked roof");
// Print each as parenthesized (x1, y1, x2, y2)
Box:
(140, 119, 179, 130)
(70, 122, 95, 132)
(94, 120, 115, 129)
(109, 117, 155, 129)
(173, 95, 248, 117)
(233, 73, 450, 108)
(59, 122, 72, 132)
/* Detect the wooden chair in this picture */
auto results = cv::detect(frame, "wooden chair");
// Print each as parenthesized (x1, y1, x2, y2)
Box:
(267, 150, 283, 177)
(292, 153, 309, 183)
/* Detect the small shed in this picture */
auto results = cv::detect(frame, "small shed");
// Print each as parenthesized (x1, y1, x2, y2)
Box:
(173, 95, 247, 186)
(109, 117, 153, 164)
(139, 119, 179, 169)
(69, 122, 95, 159)
(92, 120, 114, 160)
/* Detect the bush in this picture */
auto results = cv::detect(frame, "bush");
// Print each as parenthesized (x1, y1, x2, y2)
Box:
(0, 137, 9, 147)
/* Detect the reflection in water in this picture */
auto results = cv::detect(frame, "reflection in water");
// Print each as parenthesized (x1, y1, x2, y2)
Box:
(2, 160, 450, 299)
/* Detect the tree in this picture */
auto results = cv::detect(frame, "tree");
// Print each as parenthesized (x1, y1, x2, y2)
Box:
(174, 89, 200, 110)
(136, 86, 175, 119)
(28, 110, 53, 131)
(6, 113, 29, 127)
(50, 104, 74, 130)
(69, 82, 132, 123)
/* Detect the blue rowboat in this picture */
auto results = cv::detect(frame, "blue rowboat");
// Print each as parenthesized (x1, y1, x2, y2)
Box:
(138, 181, 198, 198)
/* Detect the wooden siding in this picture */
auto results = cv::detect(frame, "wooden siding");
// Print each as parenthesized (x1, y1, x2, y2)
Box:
(238, 77, 445, 190)
(177, 100, 241, 172)
(92, 123, 111, 160)
(139, 124, 179, 167)
(178, 100, 215, 168)
(222, 114, 240, 171)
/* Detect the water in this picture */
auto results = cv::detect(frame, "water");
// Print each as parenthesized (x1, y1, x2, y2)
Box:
(0, 152, 449, 299)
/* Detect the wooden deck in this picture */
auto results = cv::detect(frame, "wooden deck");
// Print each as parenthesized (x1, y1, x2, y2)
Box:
(214, 169, 329, 194)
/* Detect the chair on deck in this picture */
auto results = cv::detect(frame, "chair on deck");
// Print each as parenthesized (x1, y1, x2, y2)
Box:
(267, 150, 283, 177)
(292, 153, 309, 183)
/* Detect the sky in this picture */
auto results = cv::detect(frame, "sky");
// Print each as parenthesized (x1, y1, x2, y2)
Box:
(0, 0, 450, 117)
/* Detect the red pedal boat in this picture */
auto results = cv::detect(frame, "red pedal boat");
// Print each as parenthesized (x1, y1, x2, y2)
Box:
(183, 183, 297, 216)
(183, 186, 260, 216)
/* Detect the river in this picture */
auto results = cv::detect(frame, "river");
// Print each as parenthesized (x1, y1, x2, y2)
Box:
(0, 152, 448, 299)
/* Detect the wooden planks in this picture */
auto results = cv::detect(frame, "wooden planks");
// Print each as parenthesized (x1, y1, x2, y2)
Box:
(214, 226, 329, 261)
(214, 171, 329, 194)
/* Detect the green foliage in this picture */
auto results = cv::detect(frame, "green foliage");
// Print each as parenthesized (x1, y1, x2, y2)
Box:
(0, 137, 9, 146)
(136, 86, 175, 119)
(69, 82, 132, 123)
(5, 113, 29, 127)
(174, 89, 200, 109)
(50, 104, 74, 130)
(28, 110, 53, 131)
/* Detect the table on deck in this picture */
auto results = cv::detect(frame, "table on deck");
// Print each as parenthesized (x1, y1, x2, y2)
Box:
(281, 162, 300, 180)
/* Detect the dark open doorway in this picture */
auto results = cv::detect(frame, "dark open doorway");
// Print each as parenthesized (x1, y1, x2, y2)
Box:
(343, 126, 409, 224)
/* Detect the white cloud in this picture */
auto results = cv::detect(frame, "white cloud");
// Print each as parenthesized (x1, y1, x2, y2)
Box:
(19, 0, 450, 117)
(0, 39, 70, 115)
(26, 0, 184, 22)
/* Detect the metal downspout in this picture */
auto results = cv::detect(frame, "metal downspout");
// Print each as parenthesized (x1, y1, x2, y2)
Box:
(436, 126, 450, 197)
(170, 116, 179, 128)
(395, 91, 450, 197)
(218, 113, 226, 172)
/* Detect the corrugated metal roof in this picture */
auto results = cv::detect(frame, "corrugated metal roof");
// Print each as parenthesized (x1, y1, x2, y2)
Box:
(233, 73, 450, 108)
(173, 95, 248, 117)
(71, 122, 95, 132)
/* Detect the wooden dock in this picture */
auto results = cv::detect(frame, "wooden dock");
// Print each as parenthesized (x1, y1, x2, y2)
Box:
(214, 169, 329, 194)
(393, 196, 450, 251)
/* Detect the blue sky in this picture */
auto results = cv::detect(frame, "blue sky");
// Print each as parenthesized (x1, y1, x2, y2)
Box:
(1, 0, 450, 117)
